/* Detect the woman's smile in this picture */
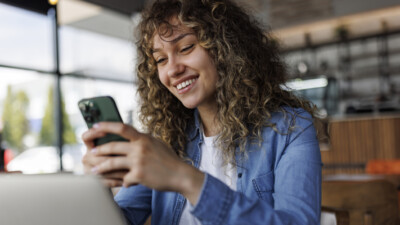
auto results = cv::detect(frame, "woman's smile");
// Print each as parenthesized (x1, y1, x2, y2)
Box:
(176, 77, 198, 94)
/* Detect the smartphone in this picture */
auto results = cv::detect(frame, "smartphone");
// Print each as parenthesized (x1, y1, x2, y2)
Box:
(78, 96, 128, 146)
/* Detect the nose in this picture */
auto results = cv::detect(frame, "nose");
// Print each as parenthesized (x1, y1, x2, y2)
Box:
(167, 57, 185, 77)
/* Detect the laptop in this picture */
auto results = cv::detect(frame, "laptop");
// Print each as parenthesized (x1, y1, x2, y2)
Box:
(0, 173, 128, 225)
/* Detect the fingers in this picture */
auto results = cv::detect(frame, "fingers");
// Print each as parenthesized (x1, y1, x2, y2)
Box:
(92, 122, 141, 141)
(122, 171, 142, 188)
(94, 142, 133, 156)
(101, 178, 123, 187)
(82, 152, 108, 168)
(94, 156, 144, 188)
(102, 178, 138, 188)
(93, 156, 132, 174)
(82, 129, 107, 149)
(99, 170, 129, 187)
(102, 170, 129, 180)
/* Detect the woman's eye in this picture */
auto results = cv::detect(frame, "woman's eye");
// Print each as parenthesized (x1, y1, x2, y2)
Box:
(181, 44, 194, 53)
(156, 58, 166, 64)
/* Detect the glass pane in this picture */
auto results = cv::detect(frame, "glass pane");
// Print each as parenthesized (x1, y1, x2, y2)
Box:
(0, 68, 61, 174)
(283, 51, 303, 77)
(61, 76, 139, 174)
(59, 26, 135, 82)
(0, 3, 54, 71)
(388, 34, 400, 71)
(315, 46, 338, 73)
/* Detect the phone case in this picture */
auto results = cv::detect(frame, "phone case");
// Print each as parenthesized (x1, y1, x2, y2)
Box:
(78, 96, 128, 146)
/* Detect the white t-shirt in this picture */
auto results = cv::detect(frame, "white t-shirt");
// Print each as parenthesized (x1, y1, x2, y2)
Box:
(179, 133, 237, 225)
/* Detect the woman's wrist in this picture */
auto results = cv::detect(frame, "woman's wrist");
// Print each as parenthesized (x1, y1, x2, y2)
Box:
(174, 163, 205, 205)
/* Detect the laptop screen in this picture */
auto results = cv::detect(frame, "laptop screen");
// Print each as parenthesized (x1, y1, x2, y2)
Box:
(0, 174, 127, 225)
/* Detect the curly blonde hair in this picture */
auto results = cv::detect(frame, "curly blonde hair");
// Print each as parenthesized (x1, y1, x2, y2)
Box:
(136, 0, 318, 164)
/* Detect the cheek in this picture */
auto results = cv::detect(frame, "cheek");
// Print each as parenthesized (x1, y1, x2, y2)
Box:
(204, 61, 219, 82)
(198, 50, 218, 80)
(157, 69, 168, 87)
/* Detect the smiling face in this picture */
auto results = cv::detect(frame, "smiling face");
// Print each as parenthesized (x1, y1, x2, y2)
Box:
(152, 18, 219, 111)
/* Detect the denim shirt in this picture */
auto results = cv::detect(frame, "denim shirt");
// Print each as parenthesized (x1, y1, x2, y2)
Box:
(115, 107, 322, 225)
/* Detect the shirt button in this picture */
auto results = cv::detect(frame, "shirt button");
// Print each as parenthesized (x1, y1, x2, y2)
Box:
(238, 173, 242, 178)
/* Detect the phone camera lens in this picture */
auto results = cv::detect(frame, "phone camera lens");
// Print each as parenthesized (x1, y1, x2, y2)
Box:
(90, 109, 100, 117)
(85, 116, 93, 123)
(79, 103, 89, 113)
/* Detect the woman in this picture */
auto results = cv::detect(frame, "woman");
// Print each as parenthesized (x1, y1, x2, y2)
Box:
(82, 0, 322, 224)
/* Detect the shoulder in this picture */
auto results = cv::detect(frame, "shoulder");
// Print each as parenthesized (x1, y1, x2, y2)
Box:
(268, 106, 314, 134)
(264, 107, 321, 163)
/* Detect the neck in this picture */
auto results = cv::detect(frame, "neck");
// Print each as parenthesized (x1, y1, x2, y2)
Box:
(197, 104, 220, 137)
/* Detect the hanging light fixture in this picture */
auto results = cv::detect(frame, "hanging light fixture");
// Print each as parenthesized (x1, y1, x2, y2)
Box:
(48, 0, 58, 6)
(284, 77, 328, 91)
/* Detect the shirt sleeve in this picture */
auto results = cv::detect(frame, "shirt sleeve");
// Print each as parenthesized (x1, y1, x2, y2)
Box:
(190, 113, 322, 225)
(114, 184, 152, 225)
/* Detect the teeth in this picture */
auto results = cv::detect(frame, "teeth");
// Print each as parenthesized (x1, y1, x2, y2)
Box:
(177, 78, 197, 90)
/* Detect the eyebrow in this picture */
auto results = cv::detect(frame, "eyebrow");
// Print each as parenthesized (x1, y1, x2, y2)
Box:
(152, 33, 195, 53)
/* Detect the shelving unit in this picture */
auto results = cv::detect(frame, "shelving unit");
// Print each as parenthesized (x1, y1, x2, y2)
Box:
(282, 29, 400, 116)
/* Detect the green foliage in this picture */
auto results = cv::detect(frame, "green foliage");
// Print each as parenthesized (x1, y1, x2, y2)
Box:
(39, 87, 54, 145)
(1, 86, 29, 152)
(1, 87, 13, 147)
(39, 87, 77, 145)
(62, 95, 77, 145)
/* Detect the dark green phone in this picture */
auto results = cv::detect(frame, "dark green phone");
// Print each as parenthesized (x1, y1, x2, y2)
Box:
(78, 96, 128, 146)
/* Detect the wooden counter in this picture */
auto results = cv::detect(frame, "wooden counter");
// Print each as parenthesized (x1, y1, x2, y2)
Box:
(320, 114, 400, 175)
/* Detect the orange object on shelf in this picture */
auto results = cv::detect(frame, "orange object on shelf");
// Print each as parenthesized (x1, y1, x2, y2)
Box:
(366, 159, 400, 174)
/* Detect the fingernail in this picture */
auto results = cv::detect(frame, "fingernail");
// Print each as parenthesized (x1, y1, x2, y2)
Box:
(91, 148, 97, 154)
(91, 166, 98, 174)
(93, 123, 99, 129)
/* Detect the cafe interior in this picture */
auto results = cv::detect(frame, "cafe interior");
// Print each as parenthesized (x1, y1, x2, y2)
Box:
(0, 0, 400, 224)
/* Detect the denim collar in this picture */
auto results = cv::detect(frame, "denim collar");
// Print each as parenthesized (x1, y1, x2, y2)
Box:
(187, 109, 201, 141)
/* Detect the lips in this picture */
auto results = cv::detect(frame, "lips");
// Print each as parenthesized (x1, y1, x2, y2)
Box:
(175, 77, 198, 94)
(177, 78, 197, 90)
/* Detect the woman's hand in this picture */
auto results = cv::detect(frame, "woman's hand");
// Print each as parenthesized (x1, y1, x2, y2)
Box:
(81, 127, 126, 187)
(82, 122, 205, 205)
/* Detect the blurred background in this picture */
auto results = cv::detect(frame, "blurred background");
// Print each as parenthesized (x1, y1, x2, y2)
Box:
(0, 0, 399, 176)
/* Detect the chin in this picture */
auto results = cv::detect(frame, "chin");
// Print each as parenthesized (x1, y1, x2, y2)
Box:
(180, 99, 199, 109)
(182, 102, 198, 109)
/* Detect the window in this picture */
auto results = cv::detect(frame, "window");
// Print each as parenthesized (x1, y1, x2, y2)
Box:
(0, 68, 57, 174)
(0, 2, 137, 174)
(59, 26, 135, 82)
(0, 3, 54, 71)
